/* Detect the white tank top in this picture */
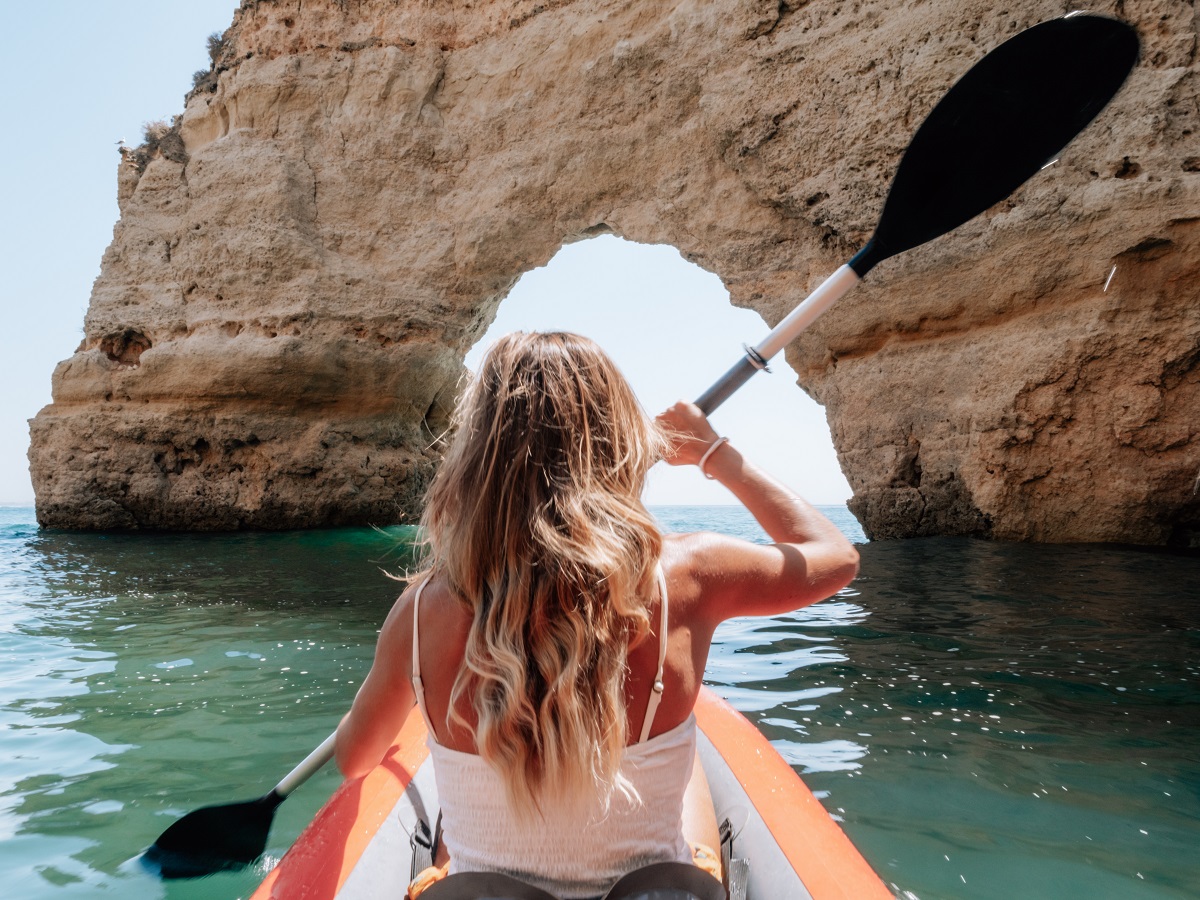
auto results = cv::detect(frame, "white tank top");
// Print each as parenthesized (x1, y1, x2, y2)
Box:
(411, 567, 695, 899)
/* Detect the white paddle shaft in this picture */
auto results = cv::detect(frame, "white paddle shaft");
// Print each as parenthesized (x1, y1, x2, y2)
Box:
(274, 731, 337, 798)
(695, 265, 862, 414)
(753, 265, 861, 360)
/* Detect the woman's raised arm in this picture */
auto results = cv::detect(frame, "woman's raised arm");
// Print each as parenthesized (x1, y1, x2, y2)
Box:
(657, 402, 860, 625)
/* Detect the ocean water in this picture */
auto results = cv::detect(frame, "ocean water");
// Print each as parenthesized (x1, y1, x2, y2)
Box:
(1, 504, 1197, 899)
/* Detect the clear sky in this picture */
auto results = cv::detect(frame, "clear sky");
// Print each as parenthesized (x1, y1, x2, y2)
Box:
(0, 2, 851, 507)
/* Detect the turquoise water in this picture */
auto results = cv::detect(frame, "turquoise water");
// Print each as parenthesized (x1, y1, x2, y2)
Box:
(1, 505, 1197, 899)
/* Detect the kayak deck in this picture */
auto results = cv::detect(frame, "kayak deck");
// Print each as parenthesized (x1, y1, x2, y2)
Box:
(252, 688, 889, 899)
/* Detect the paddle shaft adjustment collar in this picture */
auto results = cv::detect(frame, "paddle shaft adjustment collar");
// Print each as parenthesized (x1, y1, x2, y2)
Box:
(695, 266, 860, 415)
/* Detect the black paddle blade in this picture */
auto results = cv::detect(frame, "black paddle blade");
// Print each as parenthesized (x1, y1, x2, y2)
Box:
(850, 14, 1139, 276)
(140, 791, 282, 879)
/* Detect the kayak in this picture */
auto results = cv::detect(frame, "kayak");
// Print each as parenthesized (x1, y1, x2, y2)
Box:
(251, 687, 890, 899)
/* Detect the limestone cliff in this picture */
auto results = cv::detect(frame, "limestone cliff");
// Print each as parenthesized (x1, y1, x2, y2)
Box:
(29, 0, 1199, 543)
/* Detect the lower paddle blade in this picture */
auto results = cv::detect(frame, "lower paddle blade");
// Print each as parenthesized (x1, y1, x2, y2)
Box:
(140, 791, 282, 879)
(850, 13, 1139, 276)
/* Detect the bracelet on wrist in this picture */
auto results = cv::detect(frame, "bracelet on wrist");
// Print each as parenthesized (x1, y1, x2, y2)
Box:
(697, 436, 729, 480)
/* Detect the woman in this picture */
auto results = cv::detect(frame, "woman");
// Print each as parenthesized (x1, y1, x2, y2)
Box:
(336, 331, 859, 899)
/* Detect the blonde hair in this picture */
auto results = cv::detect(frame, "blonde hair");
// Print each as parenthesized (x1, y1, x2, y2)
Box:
(420, 331, 666, 815)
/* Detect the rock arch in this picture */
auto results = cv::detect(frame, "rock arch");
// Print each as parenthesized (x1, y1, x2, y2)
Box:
(29, 0, 1200, 543)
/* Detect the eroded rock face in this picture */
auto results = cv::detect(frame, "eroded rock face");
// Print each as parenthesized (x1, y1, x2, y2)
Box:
(29, 0, 1199, 542)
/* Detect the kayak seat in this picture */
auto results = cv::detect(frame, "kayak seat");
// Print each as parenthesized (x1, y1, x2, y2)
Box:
(419, 871, 558, 900)
(417, 862, 725, 900)
(601, 861, 726, 900)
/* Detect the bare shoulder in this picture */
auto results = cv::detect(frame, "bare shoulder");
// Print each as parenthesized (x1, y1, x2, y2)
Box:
(659, 532, 745, 622)
(662, 530, 757, 579)
(387, 575, 473, 661)
(662, 531, 734, 568)
(372, 582, 415, 667)
(660, 532, 703, 579)
(375, 574, 447, 663)
(661, 527, 858, 623)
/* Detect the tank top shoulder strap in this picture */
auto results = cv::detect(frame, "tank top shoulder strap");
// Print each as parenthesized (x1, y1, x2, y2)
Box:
(636, 563, 670, 744)
(410, 575, 437, 738)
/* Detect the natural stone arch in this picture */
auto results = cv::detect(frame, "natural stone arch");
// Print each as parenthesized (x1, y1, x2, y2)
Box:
(28, 0, 1200, 544)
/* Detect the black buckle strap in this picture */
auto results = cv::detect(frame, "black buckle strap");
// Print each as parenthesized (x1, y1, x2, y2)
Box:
(410, 817, 435, 881)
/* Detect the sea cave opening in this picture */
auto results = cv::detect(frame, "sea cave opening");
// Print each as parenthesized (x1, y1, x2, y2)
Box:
(463, 235, 852, 509)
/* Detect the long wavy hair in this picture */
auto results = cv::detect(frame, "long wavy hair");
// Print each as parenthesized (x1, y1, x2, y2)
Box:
(420, 331, 667, 816)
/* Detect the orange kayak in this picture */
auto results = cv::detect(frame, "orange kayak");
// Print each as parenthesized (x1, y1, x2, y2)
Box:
(252, 687, 889, 899)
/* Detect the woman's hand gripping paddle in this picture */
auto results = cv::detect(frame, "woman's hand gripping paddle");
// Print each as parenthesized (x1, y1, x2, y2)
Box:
(140, 731, 336, 878)
(696, 13, 1139, 414)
